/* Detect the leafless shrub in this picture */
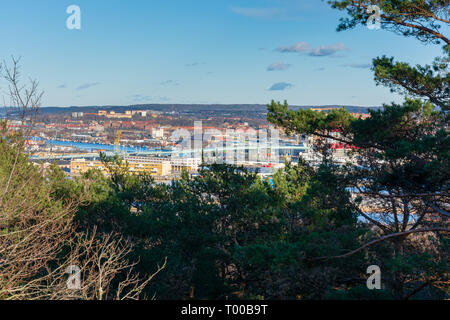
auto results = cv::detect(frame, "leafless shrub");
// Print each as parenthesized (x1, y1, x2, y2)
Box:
(0, 58, 165, 300)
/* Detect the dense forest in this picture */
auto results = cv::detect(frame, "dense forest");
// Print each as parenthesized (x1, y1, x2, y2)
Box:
(0, 0, 448, 300)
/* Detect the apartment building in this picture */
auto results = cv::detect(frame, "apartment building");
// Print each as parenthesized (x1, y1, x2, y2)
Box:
(170, 157, 202, 173)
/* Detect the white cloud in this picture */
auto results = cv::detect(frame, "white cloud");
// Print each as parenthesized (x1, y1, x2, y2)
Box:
(309, 43, 349, 56)
(269, 82, 293, 91)
(276, 42, 311, 53)
(276, 42, 350, 57)
(267, 62, 292, 71)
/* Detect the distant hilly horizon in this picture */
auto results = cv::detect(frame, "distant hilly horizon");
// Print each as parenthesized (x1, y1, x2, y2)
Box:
(24, 104, 382, 115)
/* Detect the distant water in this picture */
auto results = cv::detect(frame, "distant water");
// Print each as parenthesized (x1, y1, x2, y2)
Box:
(32, 137, 153, 153)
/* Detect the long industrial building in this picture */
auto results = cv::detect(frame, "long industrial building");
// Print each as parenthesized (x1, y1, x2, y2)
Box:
(70, 156, 201, 177)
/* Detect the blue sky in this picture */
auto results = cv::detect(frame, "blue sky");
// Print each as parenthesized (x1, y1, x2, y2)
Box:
(0, 0, 443, 107)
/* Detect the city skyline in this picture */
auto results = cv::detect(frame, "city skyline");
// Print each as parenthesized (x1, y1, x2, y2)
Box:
(0, 0, 443, 107)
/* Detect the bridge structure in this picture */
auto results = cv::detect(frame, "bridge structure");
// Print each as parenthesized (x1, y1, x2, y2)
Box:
(30, 143, 311, 161)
